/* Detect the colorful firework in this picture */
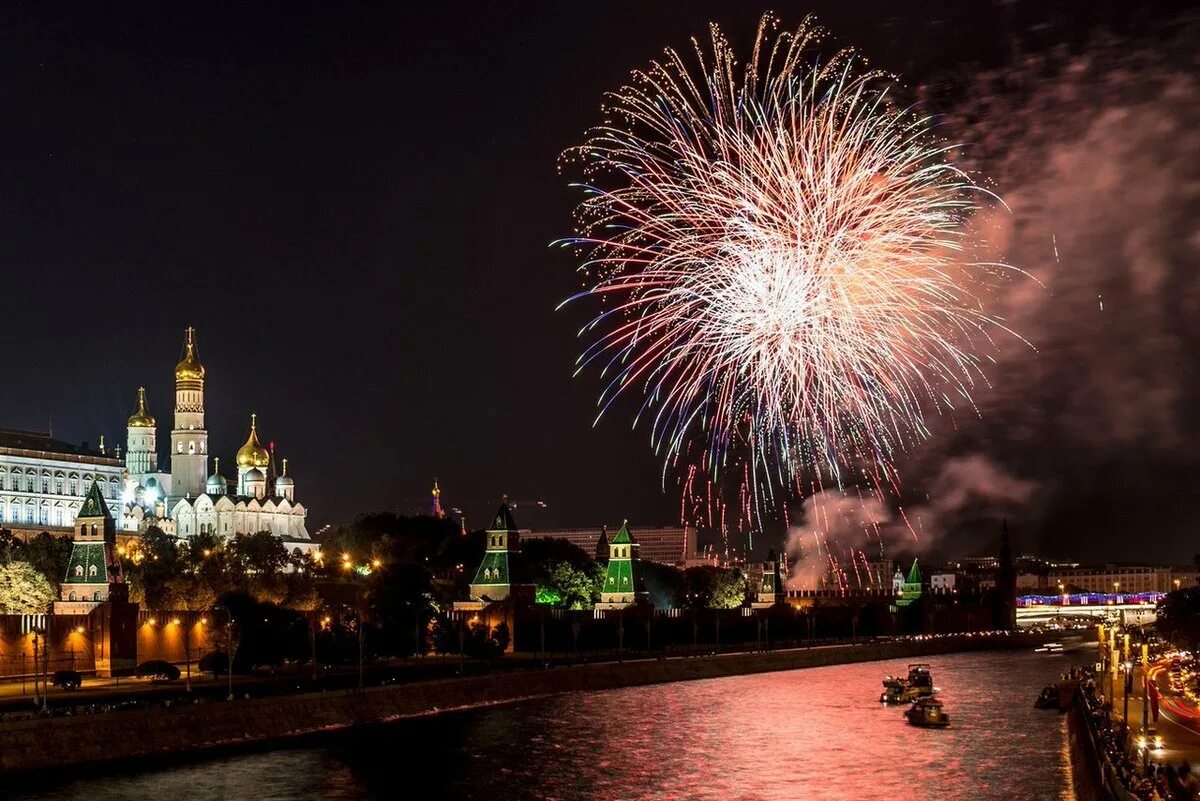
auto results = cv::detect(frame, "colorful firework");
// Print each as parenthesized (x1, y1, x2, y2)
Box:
(558, 15, 1016, 527)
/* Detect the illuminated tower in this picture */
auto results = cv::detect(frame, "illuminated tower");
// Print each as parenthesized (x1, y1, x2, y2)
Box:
(469, 502, 520, 601)
(56, 480, 126, 612)
(597, 520, 646, 608)
(170, 327, 208, 500)
(125, 386, 157, 476)
(751, 548, 786, 607)
(431, 480, 444, 518)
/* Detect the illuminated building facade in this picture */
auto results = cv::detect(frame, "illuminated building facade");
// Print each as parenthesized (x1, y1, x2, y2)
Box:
(0, 429, 123, 534)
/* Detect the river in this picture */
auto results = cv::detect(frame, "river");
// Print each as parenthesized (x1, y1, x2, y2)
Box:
(10, 648, 1079, 800)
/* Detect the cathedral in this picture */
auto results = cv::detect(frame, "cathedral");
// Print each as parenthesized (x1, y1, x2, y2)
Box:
(120, 328, 315, 556)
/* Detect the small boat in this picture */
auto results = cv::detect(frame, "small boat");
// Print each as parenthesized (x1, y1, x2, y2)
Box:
(880, 663, 938, 704)
(905, 697, 950, 728)
(1034, 642, 1064, 654)
(1034, 685, 1059, 709)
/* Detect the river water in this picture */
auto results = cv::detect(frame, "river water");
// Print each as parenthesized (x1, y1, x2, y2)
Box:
(12, 648, 1078, 801)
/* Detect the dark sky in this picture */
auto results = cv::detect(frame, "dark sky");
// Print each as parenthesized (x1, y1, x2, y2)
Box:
(0, 1, 1190, 557)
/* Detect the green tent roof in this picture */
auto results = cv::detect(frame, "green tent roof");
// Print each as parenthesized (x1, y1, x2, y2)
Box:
(77, 480, 112, 520)
(488, 503, 517, 532)
(602, 555, 636, 594)
(610, 521, 634, 545)
(63, 542, 110, 584)
(906, 558, 922, 584)
(472, 550, 510, 587)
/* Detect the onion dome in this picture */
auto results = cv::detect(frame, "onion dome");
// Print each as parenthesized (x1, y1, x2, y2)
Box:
(127, 387, 156, 428)
(206, 458, 227, 495)
(244, 467, 265, 482)
(235, 413, 271, 469)
(275, 458, 294, 489)
(174, 326, 205, 381)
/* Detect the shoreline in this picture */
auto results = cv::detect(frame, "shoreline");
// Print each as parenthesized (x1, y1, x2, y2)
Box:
(0, 631, 1071, 776)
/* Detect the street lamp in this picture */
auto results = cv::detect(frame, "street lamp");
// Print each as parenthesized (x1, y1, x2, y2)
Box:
(212, 604, 234, 700)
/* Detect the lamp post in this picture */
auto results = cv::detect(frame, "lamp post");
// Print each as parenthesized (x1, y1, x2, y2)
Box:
(212, 604, 234, 701)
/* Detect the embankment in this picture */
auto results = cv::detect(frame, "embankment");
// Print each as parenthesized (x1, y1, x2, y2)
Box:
(0, 632, 1062, 774)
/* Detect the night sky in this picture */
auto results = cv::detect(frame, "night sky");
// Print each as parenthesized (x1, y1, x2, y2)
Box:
(0, 1, 1193, 560)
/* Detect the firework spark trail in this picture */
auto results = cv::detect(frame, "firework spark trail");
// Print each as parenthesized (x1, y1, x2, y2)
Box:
(559, 14, 1018, 525)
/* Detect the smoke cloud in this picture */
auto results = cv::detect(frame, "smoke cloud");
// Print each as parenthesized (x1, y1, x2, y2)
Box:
(902, 21, 1200, 561)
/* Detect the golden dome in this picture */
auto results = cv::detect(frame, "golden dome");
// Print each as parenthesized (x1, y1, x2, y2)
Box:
(175, 326, 205, 381)
(127, 387, 156, 428)
(236, 413, 271, 469)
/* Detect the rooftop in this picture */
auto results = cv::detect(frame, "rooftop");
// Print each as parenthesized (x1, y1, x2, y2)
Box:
(0, 428, 120, 463)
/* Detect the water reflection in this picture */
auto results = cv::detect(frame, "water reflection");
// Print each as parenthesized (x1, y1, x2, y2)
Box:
(12, 649, 1076, 801)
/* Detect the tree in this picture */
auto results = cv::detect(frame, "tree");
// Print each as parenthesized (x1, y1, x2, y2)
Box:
(16, 532, 71, 585)
(1157, 588, 1200, 652)
(538, 561, 602, 610)
(684, 566, 747, 609)
(0, 561, 56, 614)
(227, 531, 289, 576)
(642, 561, 686, 608)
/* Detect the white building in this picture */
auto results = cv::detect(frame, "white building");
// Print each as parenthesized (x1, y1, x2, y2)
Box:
(0, 429, 124, 534)
(124, 328, 316, 556)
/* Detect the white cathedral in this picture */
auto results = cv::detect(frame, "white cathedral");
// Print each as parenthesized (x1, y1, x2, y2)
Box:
(120, 328, 316, 556)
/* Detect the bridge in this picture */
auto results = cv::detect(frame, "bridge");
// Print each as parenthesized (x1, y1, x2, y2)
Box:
(1016, 592, 1164, 628)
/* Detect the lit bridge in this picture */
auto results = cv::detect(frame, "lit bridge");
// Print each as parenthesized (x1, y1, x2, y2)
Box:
(1015, 592, 1164, 628)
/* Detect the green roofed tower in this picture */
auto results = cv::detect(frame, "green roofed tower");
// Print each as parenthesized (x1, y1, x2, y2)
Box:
(895, 558, 923, 608)
(55, 479, 127, 614)
(469, 501, 521, 601)
(596, 520, 646, 609)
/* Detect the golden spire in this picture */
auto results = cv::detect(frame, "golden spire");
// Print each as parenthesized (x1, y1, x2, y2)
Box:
(235, 413, 270, 469)
(127, 386, 156, 428)
(174, 326, 205, 381)
(282, 458, 288, 476)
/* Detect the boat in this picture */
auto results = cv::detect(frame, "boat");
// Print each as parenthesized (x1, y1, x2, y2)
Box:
(1034, 642, 1064, 654)
(1034, 685, 1059, 709)
(905, 697, 951, 728)
(879, 664, 937, 704)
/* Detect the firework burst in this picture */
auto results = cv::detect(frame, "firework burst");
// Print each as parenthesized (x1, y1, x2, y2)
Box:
(559, 15, 1016, 523)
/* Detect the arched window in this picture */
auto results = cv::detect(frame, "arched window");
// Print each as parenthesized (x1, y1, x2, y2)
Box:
(188, 441, 195, 454)
(93, 592, 100, 601)
(177, 442, 183, 453)
(69, 593, 76, 602)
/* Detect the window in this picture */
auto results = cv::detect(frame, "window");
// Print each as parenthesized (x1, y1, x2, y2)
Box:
(69, 479, 77, 495)
(178, 443, 183, 454)
(69, 593, 76, 602)
(188, 441, 195, 454)
(93, 592, 100, 601)
(41, 478, 48, 493)
(75, 565, 83, 577)
(55, 478, 63, 495)
(10, 477, 16, 491)
(88, 565, 97, 577)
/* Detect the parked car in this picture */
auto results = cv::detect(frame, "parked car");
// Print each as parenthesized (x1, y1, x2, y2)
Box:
(135, 660, 181, 681)
(52, 670, 82, 690)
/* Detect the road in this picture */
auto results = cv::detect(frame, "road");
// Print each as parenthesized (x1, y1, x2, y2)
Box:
(1111, 659, 1200, 767)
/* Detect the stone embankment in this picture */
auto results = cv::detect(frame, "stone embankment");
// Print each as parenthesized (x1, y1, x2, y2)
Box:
(0, 632, 1062, 774)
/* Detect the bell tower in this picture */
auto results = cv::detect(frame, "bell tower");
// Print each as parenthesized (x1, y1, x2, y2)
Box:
(170, 327, 209, 501)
